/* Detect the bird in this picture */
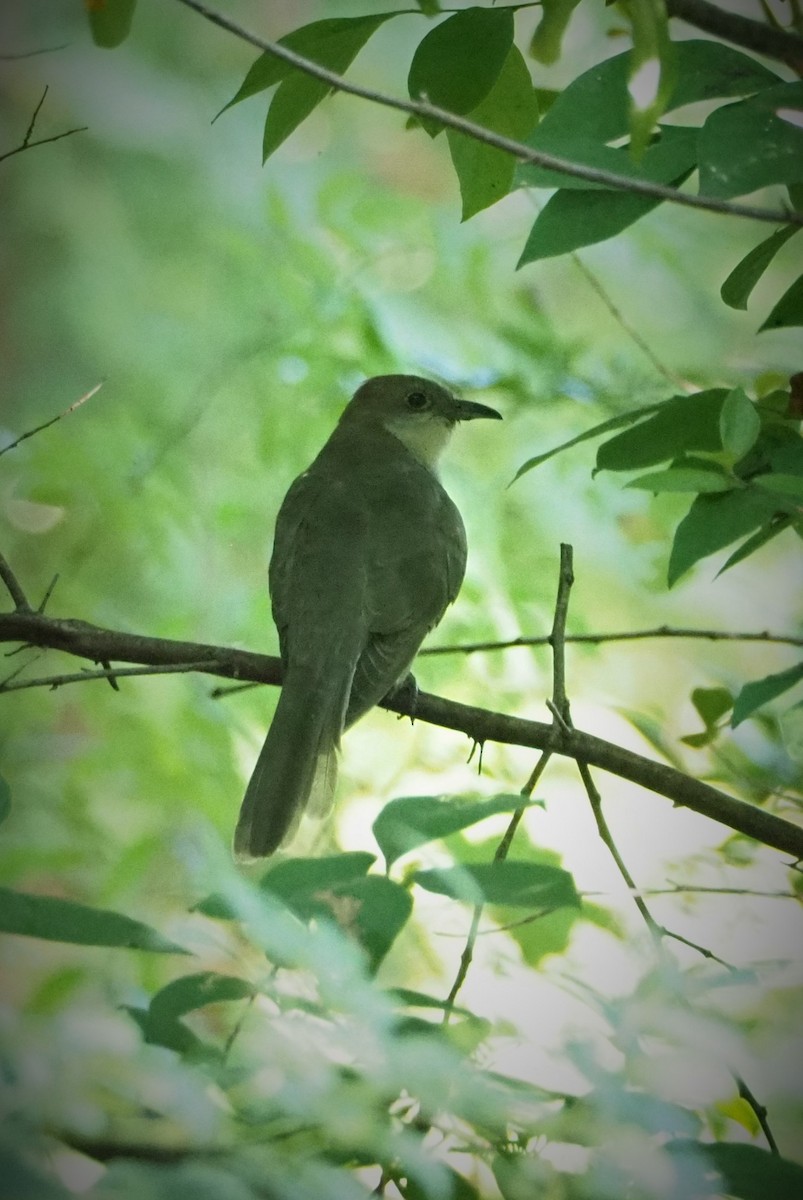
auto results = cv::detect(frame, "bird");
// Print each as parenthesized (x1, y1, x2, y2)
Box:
(234, 374, 502, 859)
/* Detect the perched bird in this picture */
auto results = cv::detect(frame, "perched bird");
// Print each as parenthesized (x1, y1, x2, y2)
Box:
(234, 374, 501, 858)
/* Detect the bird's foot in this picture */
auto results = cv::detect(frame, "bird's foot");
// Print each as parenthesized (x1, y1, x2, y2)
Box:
(385, 672, 419, 724)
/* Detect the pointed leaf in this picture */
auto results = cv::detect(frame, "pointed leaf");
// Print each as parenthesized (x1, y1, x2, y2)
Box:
(667, 1141, 803, 1200)
(626, 466, 734, 493)
(720, 388, 761, 459)
(716, 516, 791, 576)
(412, 861, 579, 908)
(517, 40, 779, 190)
(699, 82, 803, 199)
(374, 793, 538, 868)
(511, 401, 662, 481)
(518, 127, 697, 262)
(597, 389, 728, 472)
(0, 888, 187, 953)
(752, 472, 803, 500)
(759, 272, 803, 332)
(218, 14, 399, 115)
(732, 662, 803, 726)
(447, 46, 539, 220)
(721, 225, 801, 310)
(668, 488, 783, 586)
(408, 7, 514, 135)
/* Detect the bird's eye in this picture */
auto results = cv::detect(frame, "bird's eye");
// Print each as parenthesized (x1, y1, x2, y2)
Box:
(406, 391, 430, 411)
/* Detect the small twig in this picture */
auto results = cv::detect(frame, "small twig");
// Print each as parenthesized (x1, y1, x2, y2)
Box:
(423, 626, 803, 656)
(0, 381, 103, 458)
(37, 574, 59, 614)
(0, 660, 223, 694)
(0, 44, 69, 60)
(736, 1074, 780, 1155)
(0, 553, 31, 612)
(174, 0, 802, 228)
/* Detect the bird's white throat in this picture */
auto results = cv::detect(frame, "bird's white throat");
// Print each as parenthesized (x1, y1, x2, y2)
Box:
(384, 416, 454, 472)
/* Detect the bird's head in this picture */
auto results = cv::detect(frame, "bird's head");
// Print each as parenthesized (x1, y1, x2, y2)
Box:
(341, 374, 502, 470)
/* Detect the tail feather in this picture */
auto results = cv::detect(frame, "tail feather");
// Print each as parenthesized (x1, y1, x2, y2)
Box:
(234, 670, 345, 859)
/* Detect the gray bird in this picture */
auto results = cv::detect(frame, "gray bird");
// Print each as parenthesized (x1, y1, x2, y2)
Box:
(234, 374, 501, 858)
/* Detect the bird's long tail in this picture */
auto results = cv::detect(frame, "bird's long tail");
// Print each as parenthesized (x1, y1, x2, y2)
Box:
(233, 665, 348, 859)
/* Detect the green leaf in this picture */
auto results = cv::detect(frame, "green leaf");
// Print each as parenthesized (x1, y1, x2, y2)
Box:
(597, 389, 728, 472)
(387, 987, 471, 1017)
(260, 855, 409, 970)
(667, 1141, 803, 1200)
(716, 515, 792, 576)
(720, 388, 761, 459)
(699, 82, 803, 199)
(529, 0, 583, 66)
(667, 487, 784, 586)
(260, 851, 376, 911)
(517, 127, 697, 263)
(626, 466, 735, 493)
(261, 16, 400, 161)
(692, 686, 734, 726)
(148, 972, 255, 1024)
(408, 6, 514, 135)
(511, 401, 662, 481)
(752, 472, 803, 499)
(759, 271, 803, 332)
(721, 225, 801, 310)
(0, 776, 10, 826)
(412, 861, 579, 909)
(447, 46, 539, 220)
(732, 662, 803, 726)
(516, 40, 779, 190)
(0, 888, 187, 953)
(218, 15, 398, 116)
(373, 793, 537, 868)
(618, 0, 676, 156)
(87, 0, 137, 49)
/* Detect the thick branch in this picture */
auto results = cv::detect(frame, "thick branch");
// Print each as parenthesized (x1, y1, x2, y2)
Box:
(667, 0, 803, 72)
(174, 0, 801, 229)
(2, 609, 802, 859)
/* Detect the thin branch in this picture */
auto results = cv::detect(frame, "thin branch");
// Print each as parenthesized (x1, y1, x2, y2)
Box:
(736, 1073, 780, 1156)
(0, 661, 224, 694)
(174, 0, 802, 229)
(666, 0, 803, 70)
(423, 626, 803, 656)
(0, 381, 103, 458)
(0, 553, 31, 612)
(0, 44, 69, 60)
(569, 253, 688, 389)
(2, 607, 802, 858)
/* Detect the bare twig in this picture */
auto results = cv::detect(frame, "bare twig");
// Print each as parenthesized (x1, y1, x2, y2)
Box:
(0, 553, 31, 612)
(173, 0, 802, 229)
(0, 44, 69, 60)
(736, 1074, 780, 1155)
(423, 626, 803, 656)
(2, 607, 802, 858)
(0, 381, 103, 458)
(0, 660, 223, 694)
(0, 85, 87, 165)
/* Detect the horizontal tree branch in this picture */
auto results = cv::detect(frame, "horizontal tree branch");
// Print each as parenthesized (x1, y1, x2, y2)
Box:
(667, 0, 803, 72)
(424, 625, 803, 656)
(2, 608, 802, 860)
(174, 0, 802, 230)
